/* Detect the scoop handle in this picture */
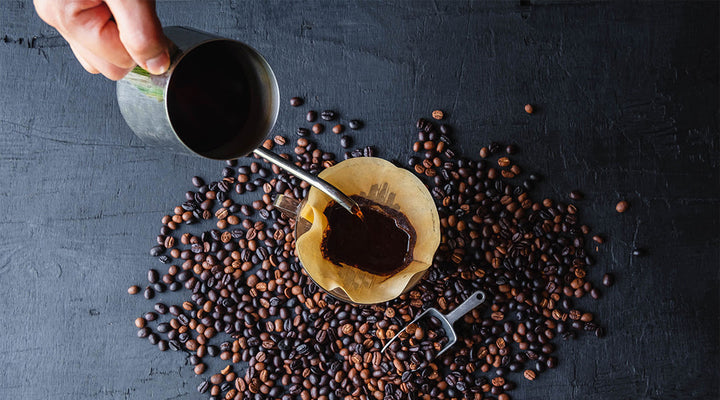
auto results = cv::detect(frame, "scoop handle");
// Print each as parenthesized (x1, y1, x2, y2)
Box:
(444, 290, 487, 325)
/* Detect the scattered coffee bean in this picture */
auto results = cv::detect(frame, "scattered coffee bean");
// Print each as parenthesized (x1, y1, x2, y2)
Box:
(289, 97, 303, 107)
(616, 200, 629, 213)
(320, 110, 337, 121)
(332, 124, 344, 134)
(592, 235, 604, 244)
(340, 135, 352, 149)
(569, 190, 584, 200)
(525, 104, 534, 114)
(632, 248, 646, 257)
(306, 110, 317, 122)
(348, 119, 362, 130)
(432, 109, 444, 120)
(127, 285, 140, 295)
(147, 269, 159, 284)
(143, 286, 154, 300)
(191, 176, 205, 187)
(311, 123, 324, 134)
(602, 273, 615, 287)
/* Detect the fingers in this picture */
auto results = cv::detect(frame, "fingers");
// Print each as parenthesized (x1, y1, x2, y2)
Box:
(61, 1, 137, 69)
(67, 42, 99, 74)
(69, 41, 133, 81)
(106, 0, 169, 74)
(33, 0, 168, 80)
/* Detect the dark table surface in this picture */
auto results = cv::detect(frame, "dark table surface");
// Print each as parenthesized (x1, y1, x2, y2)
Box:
(1, 1, 718, 399)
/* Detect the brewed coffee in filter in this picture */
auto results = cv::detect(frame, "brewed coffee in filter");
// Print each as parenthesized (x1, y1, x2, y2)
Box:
(320, 195, 417, 277)
(294, 157, 440, 304)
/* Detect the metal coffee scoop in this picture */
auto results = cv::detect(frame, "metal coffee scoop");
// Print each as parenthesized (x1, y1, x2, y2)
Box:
(381, 290, 487, 359)
(253, 147, 363, 219)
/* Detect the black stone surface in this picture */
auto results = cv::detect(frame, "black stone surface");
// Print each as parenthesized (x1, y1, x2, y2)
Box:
(0, 1, 718, 399)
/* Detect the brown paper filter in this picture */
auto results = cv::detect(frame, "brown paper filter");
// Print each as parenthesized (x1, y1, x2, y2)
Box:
(295, 157, 440, 304)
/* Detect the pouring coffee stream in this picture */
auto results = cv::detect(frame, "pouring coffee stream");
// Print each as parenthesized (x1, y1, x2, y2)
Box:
(253, 147, 364, 220)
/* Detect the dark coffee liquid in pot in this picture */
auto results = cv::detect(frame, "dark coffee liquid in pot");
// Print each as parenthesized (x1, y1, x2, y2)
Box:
(320, 196, 416, 276)
(166, 40, 274, 160)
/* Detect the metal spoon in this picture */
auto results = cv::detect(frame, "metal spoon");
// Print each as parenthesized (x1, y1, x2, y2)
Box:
(381, 290, 487, 359)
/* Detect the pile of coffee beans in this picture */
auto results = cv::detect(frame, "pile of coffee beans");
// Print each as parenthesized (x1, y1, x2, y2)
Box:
(383, 314, 449, 374)
(129, 104, 611, 400)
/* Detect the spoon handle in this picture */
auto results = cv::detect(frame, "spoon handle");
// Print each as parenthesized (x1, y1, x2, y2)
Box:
(444, 290, 487, 326)
(253, 147, 362, 217)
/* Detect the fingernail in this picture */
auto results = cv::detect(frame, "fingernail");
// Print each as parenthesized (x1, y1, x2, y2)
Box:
(145, 52, 169, 75)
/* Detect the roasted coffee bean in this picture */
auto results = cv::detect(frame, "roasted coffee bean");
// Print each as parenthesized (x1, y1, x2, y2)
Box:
(602, 273, 615, 287)
(569, 190, 584, 200)
(147, 333, 159, 345)
(615, 200, 629, 213)
(143, 287, 154, 300)
(525, 104, 534, 114)
(340, 135, 352, 149)
(127, 285, 140, 295)
(147, 269, 159, 284)
(149, 245, 164, 256)
(348, 119, 362, 130)
(296, 127, 310, 137)
(192, 176, 205, 188)
(306, 110, 317, 122)
(290, 97, 303, 107)
(321, 110, 337, 121)
(154, 303, 168, 314)
(312, 123, 324, 134)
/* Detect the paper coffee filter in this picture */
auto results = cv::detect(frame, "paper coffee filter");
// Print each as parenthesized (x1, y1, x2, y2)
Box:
(296, 157, 440, 304)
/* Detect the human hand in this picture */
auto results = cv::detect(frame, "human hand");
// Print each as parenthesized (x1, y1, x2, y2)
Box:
(34, 0, 169, 80)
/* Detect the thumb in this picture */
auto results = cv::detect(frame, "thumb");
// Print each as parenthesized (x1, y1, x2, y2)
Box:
(106, 0, 169, 75)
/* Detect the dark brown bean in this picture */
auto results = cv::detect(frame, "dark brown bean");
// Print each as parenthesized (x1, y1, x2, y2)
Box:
(602, 273, 615, 287)
(305, 111, 317, 123)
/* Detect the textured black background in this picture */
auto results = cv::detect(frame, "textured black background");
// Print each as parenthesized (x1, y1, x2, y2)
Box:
(1, 1, 718, 399)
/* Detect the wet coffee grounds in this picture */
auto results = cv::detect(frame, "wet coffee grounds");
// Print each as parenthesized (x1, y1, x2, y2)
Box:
(129, 103, 613, 400)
